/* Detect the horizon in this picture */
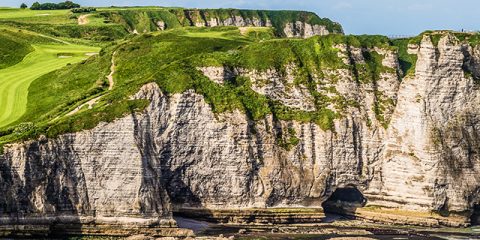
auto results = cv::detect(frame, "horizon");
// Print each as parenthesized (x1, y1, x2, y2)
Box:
(1, 0, 479, 36)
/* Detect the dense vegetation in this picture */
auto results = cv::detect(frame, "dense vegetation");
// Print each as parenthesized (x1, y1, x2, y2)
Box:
(71, 7, 96, 13)
(30, 1, 80, 10)
(392, 38, 417, 77)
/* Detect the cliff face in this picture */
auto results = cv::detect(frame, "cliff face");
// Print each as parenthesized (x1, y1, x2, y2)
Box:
(0, 108, 173, 229)
(1, 33, 480, 233)
(379, 35, 480, 213)
(100, 9, 342, 38)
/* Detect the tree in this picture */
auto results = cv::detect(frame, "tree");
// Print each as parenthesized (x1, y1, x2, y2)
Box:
(29, 1, 81, 10)
(20, 3, 28, 9)
(58, 1, 80, 9)
(30, 2, 40, 10)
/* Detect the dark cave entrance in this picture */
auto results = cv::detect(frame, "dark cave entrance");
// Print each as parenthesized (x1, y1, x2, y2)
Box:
(321, 186, 367, 219)
(471, 204, 480, 225)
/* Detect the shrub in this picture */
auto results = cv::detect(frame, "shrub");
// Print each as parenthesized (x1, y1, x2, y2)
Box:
(30, 1, 80, 10)
(71, 7, 96, 13)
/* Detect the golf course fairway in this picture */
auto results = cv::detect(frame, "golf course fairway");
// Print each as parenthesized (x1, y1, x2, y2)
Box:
(0, 44, 99, 128)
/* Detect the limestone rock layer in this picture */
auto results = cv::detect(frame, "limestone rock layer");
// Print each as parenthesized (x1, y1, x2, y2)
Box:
(1, 34, 480, 231)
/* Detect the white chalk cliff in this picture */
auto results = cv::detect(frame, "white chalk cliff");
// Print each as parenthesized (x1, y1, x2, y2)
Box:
(1, 33, 480, 235)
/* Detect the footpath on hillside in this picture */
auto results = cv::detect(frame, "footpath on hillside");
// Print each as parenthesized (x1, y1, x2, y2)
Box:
(66, 51, 116, 116)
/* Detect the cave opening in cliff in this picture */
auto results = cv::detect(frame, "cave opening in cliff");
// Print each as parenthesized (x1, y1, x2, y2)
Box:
(321, 186, 367, 219)
(471, 204, 480, 225)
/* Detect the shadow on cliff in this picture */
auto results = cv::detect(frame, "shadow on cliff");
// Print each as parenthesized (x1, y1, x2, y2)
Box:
(161, 161, 208, 219)
(471, 204, 480, 225)
(321, 186, 367, 223)
(0, 136, 86, 237)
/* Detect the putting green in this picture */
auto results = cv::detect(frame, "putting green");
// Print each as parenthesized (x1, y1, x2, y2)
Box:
(0, 44, 99, 128)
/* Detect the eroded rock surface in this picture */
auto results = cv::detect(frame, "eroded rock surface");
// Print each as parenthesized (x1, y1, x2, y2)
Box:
(2, 34, 480, 235)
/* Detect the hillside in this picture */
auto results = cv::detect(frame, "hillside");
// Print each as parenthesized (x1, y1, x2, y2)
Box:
(1, 4, 480, 239)
(0, 7, 342, 41)
(0, 6, 344, 148)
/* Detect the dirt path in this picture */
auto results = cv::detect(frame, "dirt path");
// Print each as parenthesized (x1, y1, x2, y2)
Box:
(66, 96, 102, 116)
(77, 14, 90, 25)
(107, 52, 116, 90)
(239, 27, 249, 35)
(66, 52, 116, 116)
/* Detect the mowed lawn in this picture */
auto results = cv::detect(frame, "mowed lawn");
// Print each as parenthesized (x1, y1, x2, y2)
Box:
(0, 8, 75, 24)
(0, 44, 99, 128)
(0, 8, 70, 19)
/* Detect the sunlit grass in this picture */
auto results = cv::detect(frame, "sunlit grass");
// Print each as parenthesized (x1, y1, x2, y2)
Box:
(0, 44, 99, 128)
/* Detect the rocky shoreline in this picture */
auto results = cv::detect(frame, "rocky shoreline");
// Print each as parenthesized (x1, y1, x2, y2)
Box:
(4, 218, 479, 239)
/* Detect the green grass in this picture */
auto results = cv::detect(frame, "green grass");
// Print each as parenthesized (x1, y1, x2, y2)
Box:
(19, 49, 110, 124)
(76, 13, 106, 26)
(89, 8, 343, 36)
(179, 26, 244, 40)
(96, 7, 165, 11)
(0, 28, 399, 150)
(0, 20, 129, 42)
(0, 8, 71, 19)
(0, 8, 74, 24)
(0, 30, 33, 69)
(0, 44, 99, 128)
(0, 28, 64, 69)
(392, 38, 418, 77)
(97, 9, 183, 32)
(7, 8, 480, 151)
(241, 27, 275, 41)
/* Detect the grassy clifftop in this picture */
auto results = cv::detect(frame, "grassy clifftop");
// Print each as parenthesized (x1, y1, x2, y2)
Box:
(97, 8, 343, 36)
(2, 6, 479, 151)
(0, 7, 342, 43)
(0, 27, 398, 150)
(0, 29, 61, 69)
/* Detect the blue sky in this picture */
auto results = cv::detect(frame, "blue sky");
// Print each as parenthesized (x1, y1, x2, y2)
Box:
(2, 0, 478, 36)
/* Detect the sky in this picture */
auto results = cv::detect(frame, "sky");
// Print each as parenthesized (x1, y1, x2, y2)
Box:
(2, 0, 479, 36)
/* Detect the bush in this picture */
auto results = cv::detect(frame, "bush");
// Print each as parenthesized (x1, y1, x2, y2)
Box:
(30, 1, 80, 10)
(71, 7, 96, 13)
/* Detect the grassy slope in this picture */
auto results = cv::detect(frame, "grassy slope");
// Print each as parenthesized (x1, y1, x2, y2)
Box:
(94, 8, 343, 36)
(0, 44, 99, 128)
(20, 52, 110, 124)
(0, 28, 67, 69)
(0, 8, 74, 24)
(0, 27, 396, 149)
(2, 6, 479, 151)
(0, 8, 128, 43)
(0, 30, 33, 69)
(0, 8, 71, 19)
(0, 28, 252, 148)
